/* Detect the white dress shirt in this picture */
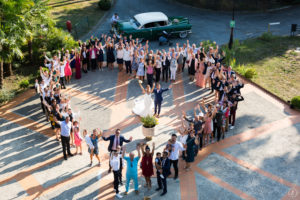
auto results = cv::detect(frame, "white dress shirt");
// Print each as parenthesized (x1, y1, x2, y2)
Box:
(110, 154, 121, 171)
(58, 121, 72, 137)
(123, 50, 131, 61)
(169, 141, 185, 160)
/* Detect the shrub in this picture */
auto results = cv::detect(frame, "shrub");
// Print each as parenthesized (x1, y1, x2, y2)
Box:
(98, 0, 111, 10)
(244, 68, 257, 79)
(235, 64, 247, 76)
(259, 32, 275, 42)
(19, 79, 29, 89)
(291, 96, 300, 109)
(141, 115, 158, 128)
(0, 89, 15, 104)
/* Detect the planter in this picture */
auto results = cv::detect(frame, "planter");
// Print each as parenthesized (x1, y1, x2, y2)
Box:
(142, 125, 155, 141)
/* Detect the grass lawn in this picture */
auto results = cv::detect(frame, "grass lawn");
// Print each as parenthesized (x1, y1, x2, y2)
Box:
(48, 0, 106, 39)
(234, 35, 300, 101)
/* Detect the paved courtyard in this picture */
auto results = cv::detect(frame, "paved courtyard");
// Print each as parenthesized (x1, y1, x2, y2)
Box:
(0, 64, 300, 200)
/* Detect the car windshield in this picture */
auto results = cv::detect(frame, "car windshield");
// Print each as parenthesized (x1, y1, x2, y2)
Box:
(132, 17, 141, 28)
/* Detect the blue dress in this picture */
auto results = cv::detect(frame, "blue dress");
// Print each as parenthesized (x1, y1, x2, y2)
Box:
(132, 55, 139, 71)
(88, 136, 99, 155)
(137, 62, 145, 76)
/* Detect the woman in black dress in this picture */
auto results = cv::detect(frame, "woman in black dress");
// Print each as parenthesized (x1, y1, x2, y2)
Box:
(81, 46, 88, 73)
(97, 42, 105, 71)
(188, 54, 197, 81)
(106, 42, 115, 70)
(185, 130, 198, 171)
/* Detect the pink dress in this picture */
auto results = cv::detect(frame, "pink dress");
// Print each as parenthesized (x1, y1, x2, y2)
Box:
(195, 62, 205, 88)
(203, 117, 212, 134)
(64, 61, 72, 76)
(74, 131, 82, 146)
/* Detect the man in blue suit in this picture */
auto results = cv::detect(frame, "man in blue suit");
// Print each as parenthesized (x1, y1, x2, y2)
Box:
(102, 129, 133, 173)
(159, 151, 171, 196)
(153, 83, 172, 118)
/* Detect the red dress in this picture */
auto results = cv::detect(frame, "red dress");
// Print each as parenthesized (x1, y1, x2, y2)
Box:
(75, 56, 81, 79)
(64, 61, 72, 76)
(141, 154, 154, 177)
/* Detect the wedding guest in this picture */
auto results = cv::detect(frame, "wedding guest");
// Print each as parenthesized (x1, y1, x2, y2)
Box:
(110, 146, 125, 199)
(159, 151, 171, 196)
(141, 143, 155, 190)
(89, 129, 102, 167)
(102, 129, 133, 173)
(167, 134, 185, 180)
(124, 144, 141, 195)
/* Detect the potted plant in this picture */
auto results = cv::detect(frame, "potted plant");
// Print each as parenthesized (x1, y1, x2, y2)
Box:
(141, 115, 158, 140)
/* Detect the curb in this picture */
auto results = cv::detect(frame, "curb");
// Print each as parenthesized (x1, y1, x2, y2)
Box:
(236, 73, 300, 114)
(80, 0, 117, 41)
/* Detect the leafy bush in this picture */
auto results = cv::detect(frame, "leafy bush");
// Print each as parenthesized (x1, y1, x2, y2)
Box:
(19, 79, 29, 89)
(291, 96, 300, 109)
(0, 89, 15, 104)
(235, 64, 247, 76)
(244, 68, 257, 79)
(259, 32, 275, 42)
(141, 115, 158, 128)
(98, 0, 111, 10)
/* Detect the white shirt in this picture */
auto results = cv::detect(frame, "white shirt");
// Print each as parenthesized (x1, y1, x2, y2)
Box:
(91, 50, 96, 59)
(169, 141, 185, 160)
(58, 121, 72, 137)
(59, 64, 65, 77)
(85, 135, 94, 149)
(180, 135, 188, 145)
(110, 154, 121, 171)
(123, 50, 131, 61)
(117, 49, 124, 59)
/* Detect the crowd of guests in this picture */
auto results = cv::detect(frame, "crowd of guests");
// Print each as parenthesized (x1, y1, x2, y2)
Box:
(35, 33, 245, 198)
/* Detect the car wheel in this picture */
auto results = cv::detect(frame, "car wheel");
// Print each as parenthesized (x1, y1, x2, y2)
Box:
(179, 31, 188, 39)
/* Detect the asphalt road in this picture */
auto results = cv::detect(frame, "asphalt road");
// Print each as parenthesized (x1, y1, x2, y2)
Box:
(83, 0, 300, 48)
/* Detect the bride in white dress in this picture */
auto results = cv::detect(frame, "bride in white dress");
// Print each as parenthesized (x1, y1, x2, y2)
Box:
(132, 81, 155, 117)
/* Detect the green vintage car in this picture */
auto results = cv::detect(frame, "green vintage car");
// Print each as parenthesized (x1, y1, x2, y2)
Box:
(114, 12, 192, 40)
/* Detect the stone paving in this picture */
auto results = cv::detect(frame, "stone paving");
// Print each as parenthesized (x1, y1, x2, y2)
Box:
(0, 64, 300, 200)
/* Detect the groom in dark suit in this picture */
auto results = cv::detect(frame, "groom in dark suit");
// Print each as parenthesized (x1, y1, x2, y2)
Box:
(153, 83, 172, 118)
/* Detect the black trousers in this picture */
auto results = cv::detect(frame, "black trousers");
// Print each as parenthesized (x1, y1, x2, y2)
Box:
(170, 159, 178, 178)
(147, 73, 153, 87)
(40, 96, 45, 113)
(162, 66, 170, 81)
(198, 134, 203, 150)
(182, 57, 186, 72)
(154, 101, 162, 115)
(125, 60, 131, 74)
(61, 135, 71, 158)
(60, 77, 65, 89)
(155, 68, 161, 82)
(156, 170, 162, 189)
(113, 170, 120, 194)
(213, 123, 222, 141)
(211, 78, 215, 92)
(118, 157, 123, 183)
(91, 59, 97, 70)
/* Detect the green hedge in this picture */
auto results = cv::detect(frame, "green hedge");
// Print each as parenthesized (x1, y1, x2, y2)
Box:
(19, 79, 29, 89)
(291, 96, 300, 109)
(98, 0, 111, 10)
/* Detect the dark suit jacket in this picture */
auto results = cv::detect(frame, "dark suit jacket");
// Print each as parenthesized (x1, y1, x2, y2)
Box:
(161, 157, 171, 177)
(102, 135, 130, 152)
(153, 88, 169, 103)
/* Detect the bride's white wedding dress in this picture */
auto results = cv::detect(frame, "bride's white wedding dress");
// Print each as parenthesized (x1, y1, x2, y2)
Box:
(132, 92, 154, 117)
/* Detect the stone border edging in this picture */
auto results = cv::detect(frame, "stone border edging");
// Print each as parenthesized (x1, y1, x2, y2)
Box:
(81, 0, 116, 40)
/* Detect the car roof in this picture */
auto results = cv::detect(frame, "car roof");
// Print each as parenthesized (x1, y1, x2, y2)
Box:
(134, 12, 168, 26)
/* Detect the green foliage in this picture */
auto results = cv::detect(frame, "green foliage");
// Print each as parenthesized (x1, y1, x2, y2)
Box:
(291, 96, 300, 109)
(98, 0, 111, 10)
(202, 40, 217, 52)
(259, 32, 276, 42)
(141, 115, 158, 128)
(244, 68, 257, 79)
(0, 89, 15, 104)
(19, 79, 29, 89)
(234, 64, 247, 76)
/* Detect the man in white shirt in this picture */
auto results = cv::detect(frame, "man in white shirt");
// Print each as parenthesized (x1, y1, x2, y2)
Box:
(110, 147, 125, 199)
(169, 134, 185, 180)
(123, 45, 132, 74)
(59, 62, 66, 89)
(55, 116, 74, 160)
